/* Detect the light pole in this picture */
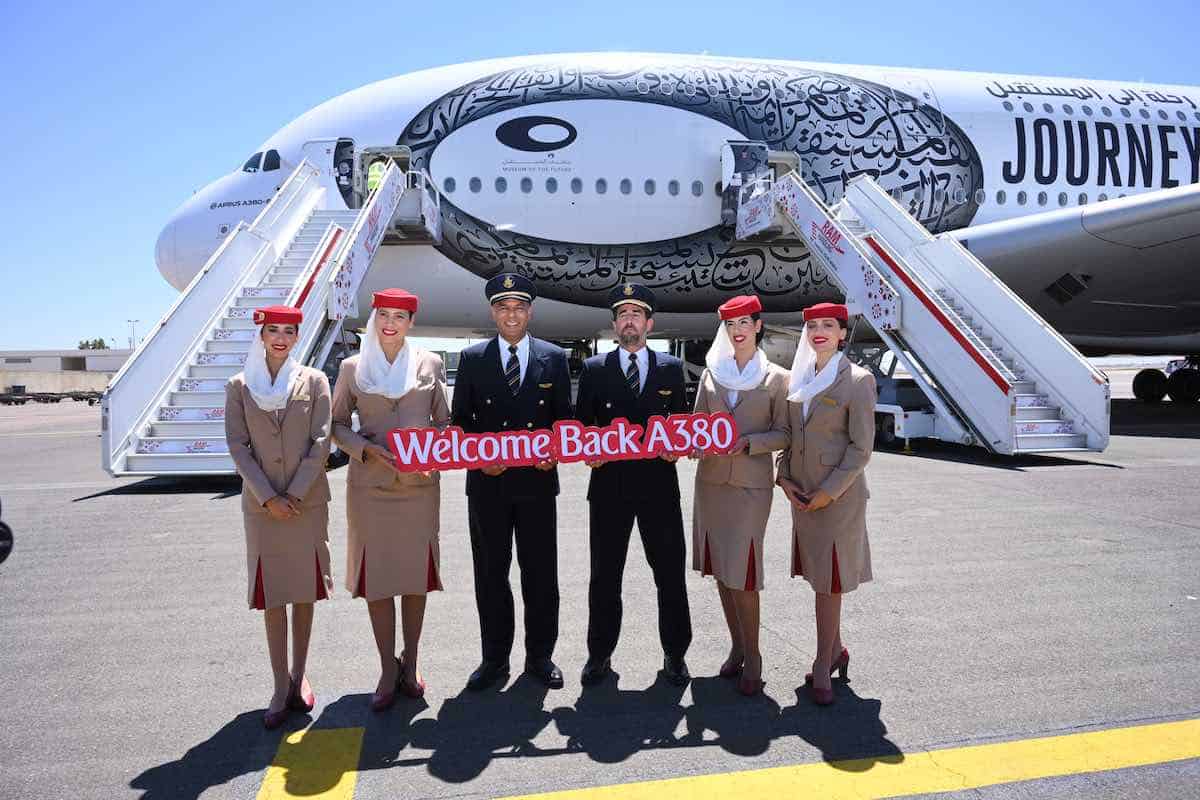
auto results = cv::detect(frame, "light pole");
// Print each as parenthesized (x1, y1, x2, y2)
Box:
(126, 320, 140, 350)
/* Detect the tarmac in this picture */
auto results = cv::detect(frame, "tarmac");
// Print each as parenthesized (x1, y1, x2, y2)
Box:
(0, 368, 1198, 799)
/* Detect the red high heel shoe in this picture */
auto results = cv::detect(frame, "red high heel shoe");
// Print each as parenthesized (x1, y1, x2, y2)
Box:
(398, 652, 426, 699)
(287, 679, 316, 713)
(808, 683, 835, 706)
(737, 656, 764, 696)
(263, 691, 291, 729)
(804, 648, 849, 685)
(718, 654, 745, 679)
(370, 657, 401, 712)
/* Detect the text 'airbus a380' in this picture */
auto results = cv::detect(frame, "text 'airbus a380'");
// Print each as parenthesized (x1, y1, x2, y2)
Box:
(152, 53, 1200, 405)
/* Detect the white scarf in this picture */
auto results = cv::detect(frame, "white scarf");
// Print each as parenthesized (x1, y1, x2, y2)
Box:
(355, 309, 421, 399)
(787, 333, 843, 417)
(243, 335, 300, 412)
(705, 322, 768, 393)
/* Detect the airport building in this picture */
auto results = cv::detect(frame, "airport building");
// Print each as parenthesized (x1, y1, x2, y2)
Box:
(0, 349, 132, 394)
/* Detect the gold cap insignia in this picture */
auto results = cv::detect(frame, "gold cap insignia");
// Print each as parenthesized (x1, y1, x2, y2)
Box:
(503, 275, 515, 289)
(623, 284, 634, 296)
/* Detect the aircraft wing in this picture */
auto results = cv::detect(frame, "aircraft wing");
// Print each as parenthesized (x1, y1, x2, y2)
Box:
(946, 183, 1200, 350)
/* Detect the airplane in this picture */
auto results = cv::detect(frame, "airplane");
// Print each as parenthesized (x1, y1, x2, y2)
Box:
(153, 52, 1200, 403)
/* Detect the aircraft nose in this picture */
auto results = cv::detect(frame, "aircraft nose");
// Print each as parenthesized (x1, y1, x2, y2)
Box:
(154, 216, 184, 290)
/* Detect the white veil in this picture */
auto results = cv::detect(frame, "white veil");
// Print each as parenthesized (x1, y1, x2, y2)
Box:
(786, 328, 842, 417)
(354, 309, 421, 399)
(243, 334, 300, 412)
(705, 322, 768, 392)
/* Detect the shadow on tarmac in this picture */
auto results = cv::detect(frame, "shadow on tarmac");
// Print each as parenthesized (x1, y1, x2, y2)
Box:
(1110, 399, 1200, 439)
(73, 476, 242, 502)
(135, 671, 903, 793)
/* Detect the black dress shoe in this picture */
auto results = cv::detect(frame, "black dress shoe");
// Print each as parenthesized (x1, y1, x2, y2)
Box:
(524, 657, 564, 689)
(662, 655, 691, 686)
(580, 657, 612, 686)
(467, 660, 509, 691)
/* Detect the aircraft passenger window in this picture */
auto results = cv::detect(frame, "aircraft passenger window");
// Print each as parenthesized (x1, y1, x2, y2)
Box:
(443, 177, 456, 194)
(934, 188, 945, 203)
(913, 187, 924, 202)
(996, 190, 1006, 205)
(1098, 192, 1108, 201)
(262, 150, 280, 171)
(974, 189, 986, 205)
(1058, 192, 1068, 206)
(1002, 101, 1013, 111)
(1078, 193, 1088, 205)
(953, 188, 966, 204)
(619, 179, 632, 195)
(1017, 191, 1027, 205)
(714, 181, 723, 196)
(596, 178, 608, 195)
(571, 178, 583, 194)
(1139, 108, 1150, 119)
(1042, 103, 1053, 113)
(520, 177, 533, 193)
(1063, 105, 1073, 115)
(891, 187, 903, 200)
(1120, 107, 1132, 118)
(1102, 106, 1113, 117)
(546, 177, 558, 194)
(1037, 192, 1048, 206)
(1194, 112, 1200, 121)
(1177, 111, 1188, 122)
(1158, 109, 1169, 120)
(469, 177, 482, 193)
(644, 179, 656, 196)
(1083, 106, 1093, 116)
(691, 181, 704, 197)
(242, 152, 263, 172)
(495, 177, 508, 193)
(668, 180, 679, 196)
(1023, 102, 1034, 112)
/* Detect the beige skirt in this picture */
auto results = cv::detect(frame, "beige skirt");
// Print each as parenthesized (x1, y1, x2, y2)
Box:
(244, 503, 333, 610)
(346, 482, 442, 600)
(789, 480, 872, 594)
(692, 481, 772, 591)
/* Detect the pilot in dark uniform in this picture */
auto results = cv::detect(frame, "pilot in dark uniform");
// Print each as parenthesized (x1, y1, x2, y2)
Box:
(451, 273, 573, 691)
(575, 284, 693, 686)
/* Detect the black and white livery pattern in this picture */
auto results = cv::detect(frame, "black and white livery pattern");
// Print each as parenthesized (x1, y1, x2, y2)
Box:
(397, 60, 984, 312)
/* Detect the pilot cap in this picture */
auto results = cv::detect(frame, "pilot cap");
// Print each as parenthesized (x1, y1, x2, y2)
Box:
(608, 283, 656, 313)
(718, 294, 762, 320)
(486, 273, 536, 304)
(373, 288, 419, 313)
(252, 305, 302, 326)
(802, 302, 848, 322)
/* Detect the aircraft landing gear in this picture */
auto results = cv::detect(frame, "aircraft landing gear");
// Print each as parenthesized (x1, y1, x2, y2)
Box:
(1132, 368, 1168, 403)
(1166, 358, 1200, 404)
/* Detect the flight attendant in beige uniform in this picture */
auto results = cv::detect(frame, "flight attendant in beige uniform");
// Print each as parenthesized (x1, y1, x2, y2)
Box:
(332, 288, 450, 710)
(691, 295, 790, 696)
(225, 305, 334, 729)
(776, 302, 876, 705)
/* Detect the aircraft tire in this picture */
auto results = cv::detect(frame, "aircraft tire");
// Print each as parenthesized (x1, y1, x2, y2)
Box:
(1166, 368, 1200, 404)
(875, 413, 899, 448)
(0, 521, 12, 565)
(1132, 369, 1168, 403)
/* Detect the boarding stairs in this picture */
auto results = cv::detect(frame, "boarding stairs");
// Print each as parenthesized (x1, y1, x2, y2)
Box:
(736, 167, 1109, 454)
(102, 160, 440, 475)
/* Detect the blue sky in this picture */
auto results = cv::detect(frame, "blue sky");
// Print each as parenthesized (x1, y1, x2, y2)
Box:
(1, 0, 1196, 349)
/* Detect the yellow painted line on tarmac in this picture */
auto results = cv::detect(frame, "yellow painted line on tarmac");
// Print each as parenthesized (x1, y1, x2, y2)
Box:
(256, 727, 364, 800)
(503, 718, 1200, 800)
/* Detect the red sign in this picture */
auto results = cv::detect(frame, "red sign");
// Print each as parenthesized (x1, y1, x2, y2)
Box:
(387, 413, 737, 472)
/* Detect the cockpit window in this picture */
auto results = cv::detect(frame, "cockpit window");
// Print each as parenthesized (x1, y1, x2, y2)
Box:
(262, 150, 281, 171)
(242, 152, 263, 172)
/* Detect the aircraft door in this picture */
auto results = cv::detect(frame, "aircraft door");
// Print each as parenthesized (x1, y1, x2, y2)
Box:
(300, 138, 356, 208)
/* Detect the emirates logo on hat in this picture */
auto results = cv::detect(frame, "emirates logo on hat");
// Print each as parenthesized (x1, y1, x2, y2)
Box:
(623, 284, 634, 296)
(503, 275, 515, 289)
(252, 310, 265, 324)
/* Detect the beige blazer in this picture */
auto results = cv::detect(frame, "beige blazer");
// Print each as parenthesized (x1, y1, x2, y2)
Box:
(775, 356, 876, 500)
(693, 362, 791, 489)
(331, 351, 451, 488)
(225, 366, 333, 513)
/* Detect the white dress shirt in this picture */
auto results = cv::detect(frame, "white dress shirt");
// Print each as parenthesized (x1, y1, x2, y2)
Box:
(497, 335, 531, 385)
(618, 346, 649, 394)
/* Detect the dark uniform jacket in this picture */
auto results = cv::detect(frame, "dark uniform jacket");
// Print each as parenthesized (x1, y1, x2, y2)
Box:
(575, 349, 689, 501)
(451, 336, 573, 498)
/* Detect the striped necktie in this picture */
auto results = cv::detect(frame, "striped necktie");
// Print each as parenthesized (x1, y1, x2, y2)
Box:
(626, 354, 640, 395)
(505, 344, 521, 395)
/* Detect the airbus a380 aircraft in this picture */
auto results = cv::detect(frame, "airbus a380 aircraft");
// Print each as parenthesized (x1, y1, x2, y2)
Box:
(154, 53, 1200, 400)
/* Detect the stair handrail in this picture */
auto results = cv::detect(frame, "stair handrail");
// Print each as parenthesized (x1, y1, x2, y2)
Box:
(326, 163, 406, 321)
(286, 222, 348, 367)
(102, 161, 325, 474)
(845, 178, 1110, 450)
